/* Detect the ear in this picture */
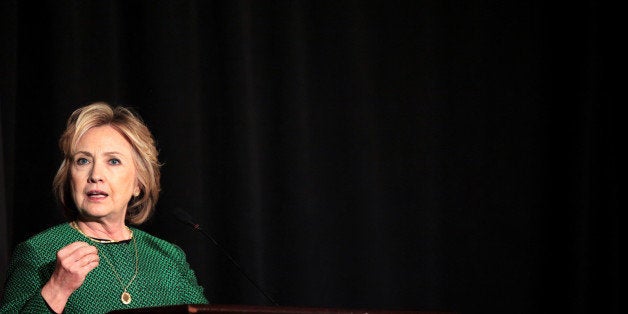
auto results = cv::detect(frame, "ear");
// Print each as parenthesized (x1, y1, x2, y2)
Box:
(134, 185, 141, 197)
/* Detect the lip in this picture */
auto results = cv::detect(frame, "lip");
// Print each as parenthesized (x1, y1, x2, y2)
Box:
(86, 189, 109, 199)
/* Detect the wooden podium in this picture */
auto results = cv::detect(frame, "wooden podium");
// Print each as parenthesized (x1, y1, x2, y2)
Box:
(107, 304, 455, 314)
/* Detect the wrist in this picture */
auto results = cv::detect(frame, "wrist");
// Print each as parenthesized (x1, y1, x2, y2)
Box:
(41, 280, 72, 313)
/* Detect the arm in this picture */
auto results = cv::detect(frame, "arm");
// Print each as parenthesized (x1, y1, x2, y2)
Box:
(0, 241, 100, 313)
(0, 242, 52, 313)
(173, 246, 209, 304)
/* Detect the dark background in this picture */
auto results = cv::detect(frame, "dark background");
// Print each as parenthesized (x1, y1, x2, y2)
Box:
(1, 1, 618, 313)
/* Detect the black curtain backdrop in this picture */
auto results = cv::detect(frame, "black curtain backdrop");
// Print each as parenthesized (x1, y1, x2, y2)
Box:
(0, 1, 618, 314)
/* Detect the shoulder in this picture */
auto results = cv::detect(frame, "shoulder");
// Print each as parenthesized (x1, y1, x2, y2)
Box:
(11, 222, 76, 261)
(131, 228, 187, 260)
(26, 222, 73, 241)
(20, 222, 76, 248)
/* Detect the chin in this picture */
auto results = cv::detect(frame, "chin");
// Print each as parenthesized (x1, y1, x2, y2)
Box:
(78, 206, 112, 218)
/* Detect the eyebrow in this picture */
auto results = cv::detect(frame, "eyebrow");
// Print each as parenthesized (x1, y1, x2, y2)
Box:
(73, 151, 125, 157)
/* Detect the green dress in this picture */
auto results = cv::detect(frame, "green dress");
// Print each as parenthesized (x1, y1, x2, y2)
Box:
(0, 223, 208, 313)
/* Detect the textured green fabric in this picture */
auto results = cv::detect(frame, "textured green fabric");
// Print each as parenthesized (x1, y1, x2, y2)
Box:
(0, 223, 208, 313)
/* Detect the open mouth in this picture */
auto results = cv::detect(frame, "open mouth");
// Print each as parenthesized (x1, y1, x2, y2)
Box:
(86, 190, 109, 198)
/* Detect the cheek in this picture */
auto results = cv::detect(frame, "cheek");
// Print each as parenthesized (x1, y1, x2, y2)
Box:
(125, 169, 139, 189)
(70, 170, 89, 198)
(70, 176, 81, 198)
(127, 176, 140, 194)
(70, 172, 82, 190)
(114, 172, 138, 195)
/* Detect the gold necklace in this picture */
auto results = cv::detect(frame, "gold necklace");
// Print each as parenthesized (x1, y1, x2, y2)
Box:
(70, 221, 139, 305)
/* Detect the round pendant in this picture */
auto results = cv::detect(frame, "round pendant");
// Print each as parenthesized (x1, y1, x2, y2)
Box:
(121, 291, 132, 304)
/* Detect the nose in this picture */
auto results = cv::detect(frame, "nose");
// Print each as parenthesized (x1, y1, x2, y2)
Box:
(88, 162, 104, 183)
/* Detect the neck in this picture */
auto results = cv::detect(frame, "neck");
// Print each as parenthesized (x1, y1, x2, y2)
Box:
(75, 220, 131, 242)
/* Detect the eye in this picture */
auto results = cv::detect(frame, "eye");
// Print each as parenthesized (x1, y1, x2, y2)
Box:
(109, 158, 121, 165)
(76, 157, 90, 165)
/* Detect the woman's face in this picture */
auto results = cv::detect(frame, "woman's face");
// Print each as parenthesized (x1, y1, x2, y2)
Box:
(70, 125, 140, 223)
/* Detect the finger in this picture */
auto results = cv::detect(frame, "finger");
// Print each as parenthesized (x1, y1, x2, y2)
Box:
(57, 241, 91, 259)
(77, 252, 100, 268)
(83, 257, 100, 272)
(70, 244, 98, 258)
(57, 244, 97, 270)
(69, 249, 99, 269)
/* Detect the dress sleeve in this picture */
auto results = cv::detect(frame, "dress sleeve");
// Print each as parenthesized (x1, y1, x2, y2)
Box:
(0, 242, 55, 313)
(172, 246, 209, 304)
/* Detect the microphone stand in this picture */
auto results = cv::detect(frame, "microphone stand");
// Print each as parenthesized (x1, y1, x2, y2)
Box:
(172, 209, 279, 306)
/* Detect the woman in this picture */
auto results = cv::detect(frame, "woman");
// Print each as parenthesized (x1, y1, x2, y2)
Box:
(0, 102, 208, 313)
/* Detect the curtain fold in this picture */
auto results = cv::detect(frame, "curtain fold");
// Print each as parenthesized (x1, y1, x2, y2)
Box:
(0, 1, 617, 313)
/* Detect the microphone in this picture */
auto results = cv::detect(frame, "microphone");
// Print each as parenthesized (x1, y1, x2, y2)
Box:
(170, 208, 279, 306)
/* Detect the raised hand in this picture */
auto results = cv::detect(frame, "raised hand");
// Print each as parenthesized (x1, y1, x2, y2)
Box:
(41, 241, 100, 313)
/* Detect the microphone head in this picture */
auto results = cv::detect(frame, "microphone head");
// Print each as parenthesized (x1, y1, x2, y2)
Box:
(171, 207, 195, 226)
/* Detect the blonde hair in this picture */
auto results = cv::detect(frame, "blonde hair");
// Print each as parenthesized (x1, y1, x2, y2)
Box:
(53, 102, 161, 225)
